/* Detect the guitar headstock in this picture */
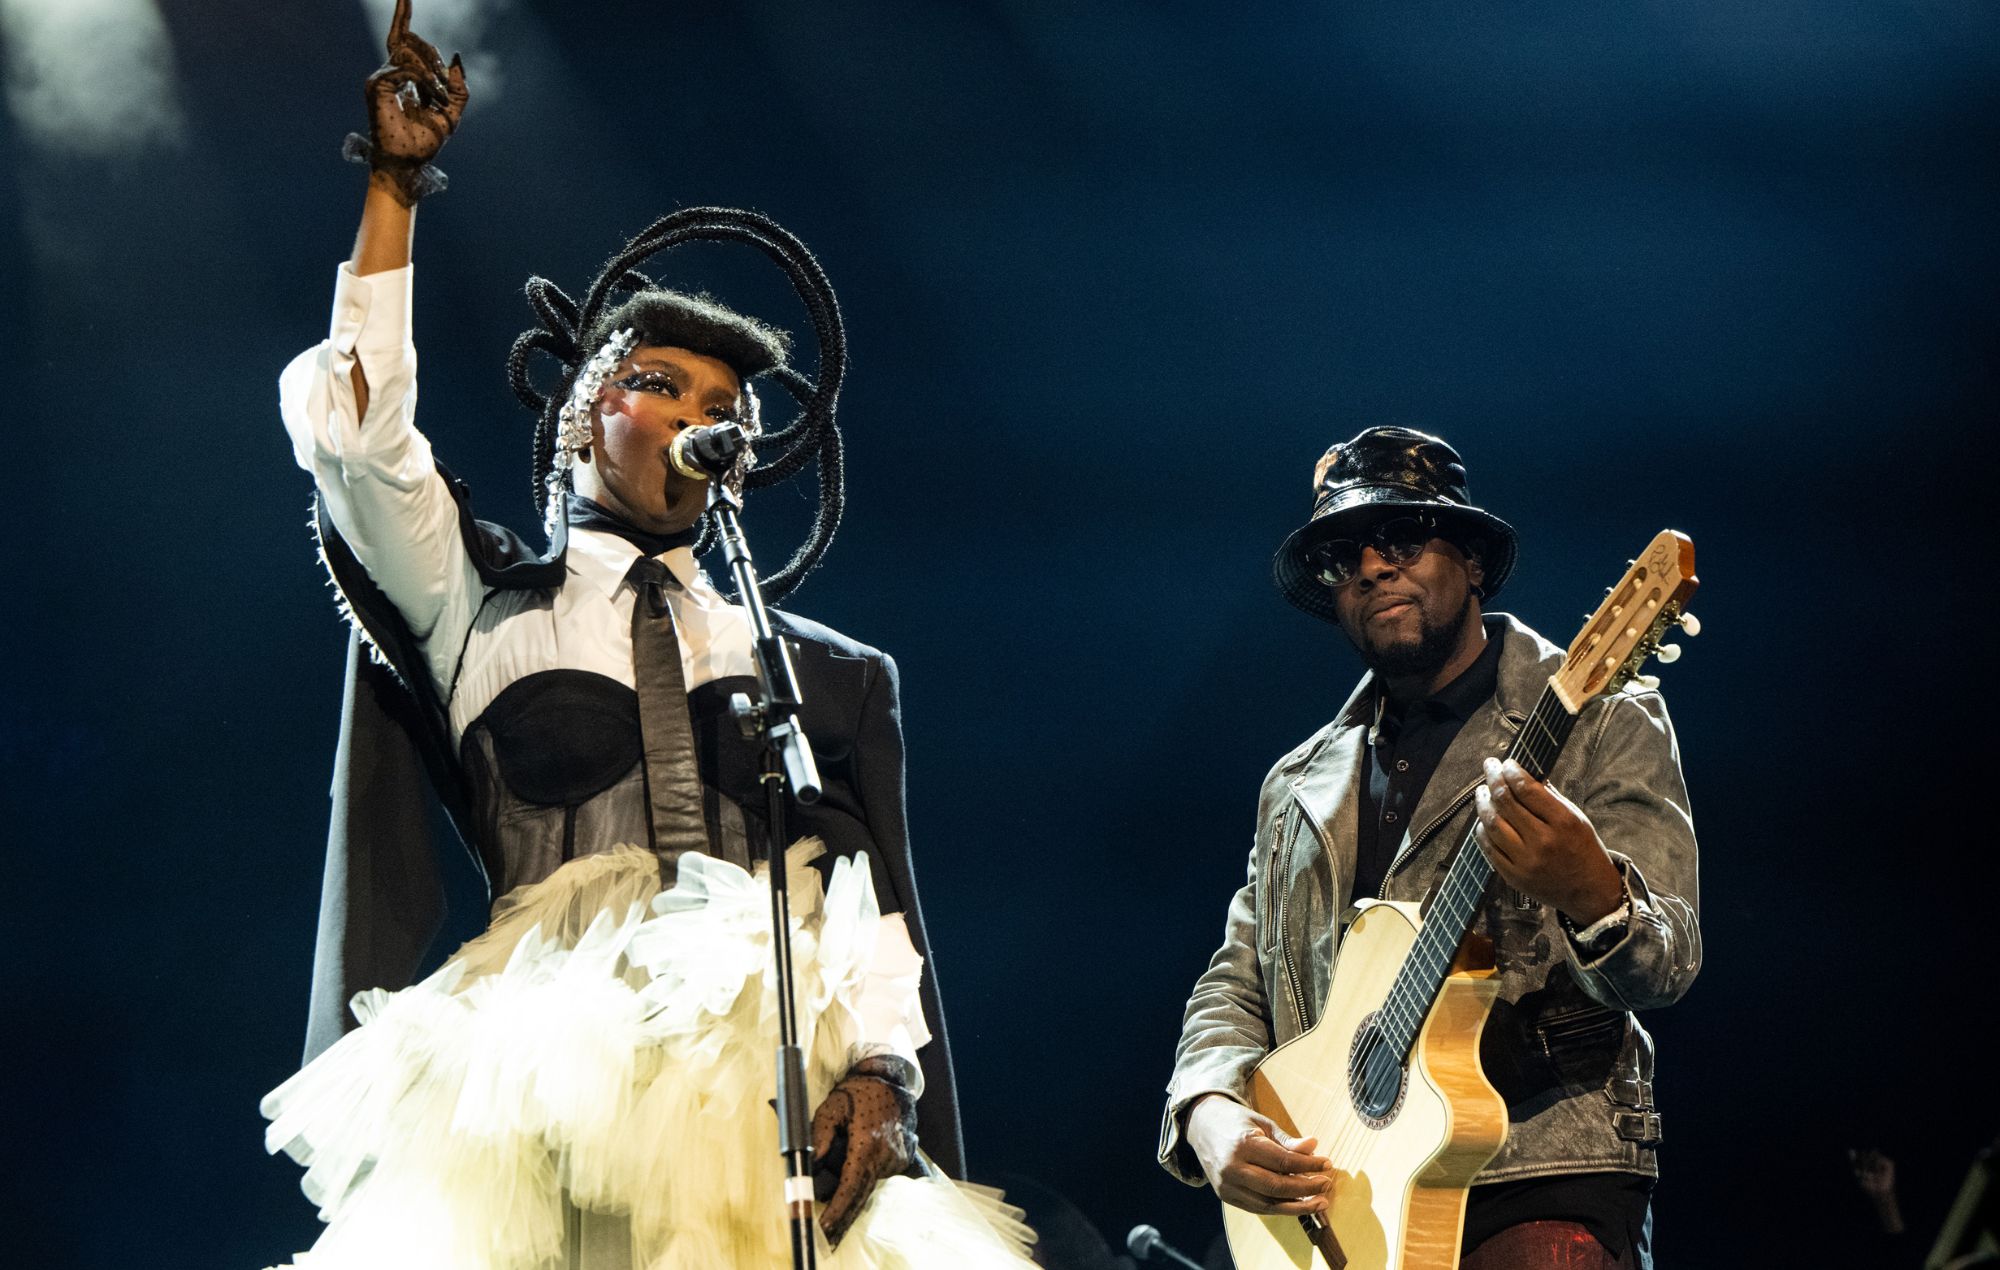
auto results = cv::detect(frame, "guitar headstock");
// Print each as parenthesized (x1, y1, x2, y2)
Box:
(1551, 530, 1700, 713)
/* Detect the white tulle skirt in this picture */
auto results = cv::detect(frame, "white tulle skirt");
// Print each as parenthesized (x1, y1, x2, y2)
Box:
(261, 842, 1036, 1270)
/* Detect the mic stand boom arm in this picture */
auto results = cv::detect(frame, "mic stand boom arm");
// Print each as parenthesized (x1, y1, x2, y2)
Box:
(706, 476, 824, 1270)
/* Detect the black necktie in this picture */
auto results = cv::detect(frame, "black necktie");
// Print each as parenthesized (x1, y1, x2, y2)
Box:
(626, 556, 709, 858)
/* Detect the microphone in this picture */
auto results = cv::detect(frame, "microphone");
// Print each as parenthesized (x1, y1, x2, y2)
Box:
(1126, 1224, 1205, 1270)
(668, 422, 748, 480)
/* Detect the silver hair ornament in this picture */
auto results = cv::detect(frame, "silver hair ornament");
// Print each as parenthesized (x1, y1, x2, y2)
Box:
(543, 327, 638, 535)
(714, 383, 765, 496)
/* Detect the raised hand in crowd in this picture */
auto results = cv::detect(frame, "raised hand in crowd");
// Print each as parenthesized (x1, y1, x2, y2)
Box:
(1848, 1146, 1906, 1236)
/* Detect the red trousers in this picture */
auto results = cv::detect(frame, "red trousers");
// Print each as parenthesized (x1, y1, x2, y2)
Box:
(1460, 1221, 1625, 1269)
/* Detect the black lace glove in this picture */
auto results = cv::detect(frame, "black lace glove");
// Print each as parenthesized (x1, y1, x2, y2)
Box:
(810, 1056, 920, 1244)
(344, 0, 467, 206)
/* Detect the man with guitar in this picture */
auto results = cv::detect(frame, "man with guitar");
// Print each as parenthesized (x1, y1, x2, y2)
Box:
(1159, 427, 1701, 1269)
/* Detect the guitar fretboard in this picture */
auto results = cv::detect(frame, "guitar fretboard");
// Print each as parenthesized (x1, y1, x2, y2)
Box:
(1375, 683, 1577, 1058)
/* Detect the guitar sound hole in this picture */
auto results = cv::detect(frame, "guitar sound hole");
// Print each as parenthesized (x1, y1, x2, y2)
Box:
(1347, 1012, 1408, 1127)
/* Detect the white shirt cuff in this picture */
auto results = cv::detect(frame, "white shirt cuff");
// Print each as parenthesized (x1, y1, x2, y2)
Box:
(332, 260, 414, 364)
(848, 912, 931, 1093)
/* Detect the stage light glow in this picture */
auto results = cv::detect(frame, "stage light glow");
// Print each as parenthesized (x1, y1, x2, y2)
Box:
(0, 0, 185, 157)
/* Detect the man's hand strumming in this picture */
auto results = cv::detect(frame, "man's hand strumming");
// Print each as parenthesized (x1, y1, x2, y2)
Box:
(1186, 1093, 1331, 1217)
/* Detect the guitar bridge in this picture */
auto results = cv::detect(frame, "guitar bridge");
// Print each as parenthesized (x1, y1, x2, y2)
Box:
(1298, 1211, 1348, 1269)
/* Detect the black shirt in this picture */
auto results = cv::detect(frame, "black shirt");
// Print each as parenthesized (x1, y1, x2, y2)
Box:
(1352, 623, 1506, 902)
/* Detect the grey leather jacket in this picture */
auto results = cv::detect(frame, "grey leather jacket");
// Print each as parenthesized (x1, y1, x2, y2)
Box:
(1159, 614, 1701, 1186)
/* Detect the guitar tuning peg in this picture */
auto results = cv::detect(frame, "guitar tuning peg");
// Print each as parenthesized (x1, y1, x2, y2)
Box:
(1629, 673, 1661, 691)
(1677, 613, 1701, 637)
(1655, 643, 1682, 664)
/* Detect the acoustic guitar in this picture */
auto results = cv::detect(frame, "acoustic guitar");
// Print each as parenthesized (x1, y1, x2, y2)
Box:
(1222, 530, 1700, 1270)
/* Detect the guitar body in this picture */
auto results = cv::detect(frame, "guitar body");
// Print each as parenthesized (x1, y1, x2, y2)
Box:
(1223, 901, 1507, 1270)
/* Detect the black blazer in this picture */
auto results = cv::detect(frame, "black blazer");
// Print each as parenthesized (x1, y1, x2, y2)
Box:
(298, 471, 965, 1178)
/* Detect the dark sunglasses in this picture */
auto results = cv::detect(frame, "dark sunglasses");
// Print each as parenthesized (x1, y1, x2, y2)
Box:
(1306, 515, 1439, 588)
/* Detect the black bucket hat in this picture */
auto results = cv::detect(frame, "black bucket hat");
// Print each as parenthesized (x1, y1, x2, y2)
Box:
(1273, 425, 1519, 621)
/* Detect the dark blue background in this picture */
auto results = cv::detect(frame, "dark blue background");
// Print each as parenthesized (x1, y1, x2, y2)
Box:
(4, 1, 1994, 1266)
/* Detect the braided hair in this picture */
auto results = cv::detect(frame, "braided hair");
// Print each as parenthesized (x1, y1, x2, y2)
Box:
(506, 208, 848, 603)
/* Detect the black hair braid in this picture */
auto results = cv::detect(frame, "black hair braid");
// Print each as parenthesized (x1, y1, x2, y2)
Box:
(507, 327, 570, 413)
(508, 207, 849, 604)
(756, 364, 817, 451)
(787, 402, 845, 590)
(515, 272, 666, 510)
(513, 278, 581, 507)
(526, 274, 581, 344)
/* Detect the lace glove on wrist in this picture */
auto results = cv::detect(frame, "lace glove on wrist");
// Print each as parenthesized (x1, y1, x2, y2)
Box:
(345, 0, 467, 206)
(811, 1056, 920, 1244)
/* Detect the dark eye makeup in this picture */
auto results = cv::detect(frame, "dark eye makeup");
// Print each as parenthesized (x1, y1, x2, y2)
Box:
(614, 370, 738, 423)
(615, 371, 681, 398)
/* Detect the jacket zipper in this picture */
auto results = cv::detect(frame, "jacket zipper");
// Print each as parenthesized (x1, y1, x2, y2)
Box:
(1260, 806, 1287, 936)
(1383, 781, 1478, 885)
(1277, 794, 1317, 1034)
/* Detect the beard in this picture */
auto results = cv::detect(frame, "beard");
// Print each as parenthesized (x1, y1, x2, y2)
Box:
(1352, 590, 1476, 680)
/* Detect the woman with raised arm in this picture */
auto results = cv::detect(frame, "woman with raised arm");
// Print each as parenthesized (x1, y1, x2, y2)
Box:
(260, 5, 1034, 1267)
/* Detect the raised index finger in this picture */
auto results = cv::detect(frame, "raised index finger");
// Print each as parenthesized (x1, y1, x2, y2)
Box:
(388, 0, 413, 51)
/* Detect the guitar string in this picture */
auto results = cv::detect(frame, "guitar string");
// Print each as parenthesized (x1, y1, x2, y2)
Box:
(1324, 704, 1550, 1169)
(1325, 710, 1569, 1175)
(1321, 692, 1571, 1174)
(1365, 695, 1565, 1057)
(1329, 755, 1525, 1167)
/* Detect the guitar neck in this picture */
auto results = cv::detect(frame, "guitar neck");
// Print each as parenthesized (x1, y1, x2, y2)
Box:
(1378, 683, 1576, 1058)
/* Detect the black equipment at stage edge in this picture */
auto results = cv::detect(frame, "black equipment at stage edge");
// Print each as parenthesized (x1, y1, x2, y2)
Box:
(1127, 1223, 1206, 1269)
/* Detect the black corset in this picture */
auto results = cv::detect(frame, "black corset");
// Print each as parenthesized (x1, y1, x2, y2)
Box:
(456, 669, 767, 895)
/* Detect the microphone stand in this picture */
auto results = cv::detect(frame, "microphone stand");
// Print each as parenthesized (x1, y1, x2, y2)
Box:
(706, 474, 824, 1270)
